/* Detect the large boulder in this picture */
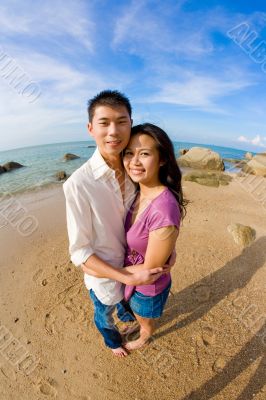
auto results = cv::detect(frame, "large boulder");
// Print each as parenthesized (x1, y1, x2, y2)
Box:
(0, 166, 6, 174)
(183, 170, 232, 187)
(245, 152, 253, 160)
(227, 223, 256, 247)
(242, 153, 266, 176)
(63, 153, 80, 161)
(2, 161, 24, 171)
(177, 147, 225, 171)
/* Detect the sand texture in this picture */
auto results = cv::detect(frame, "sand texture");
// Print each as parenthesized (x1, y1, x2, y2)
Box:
(0, 177, 265, 400)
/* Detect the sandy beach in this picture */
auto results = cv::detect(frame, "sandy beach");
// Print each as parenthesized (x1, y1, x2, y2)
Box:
(0, 176, 265, 400)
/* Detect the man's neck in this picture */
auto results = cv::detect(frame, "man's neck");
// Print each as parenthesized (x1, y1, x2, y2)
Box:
(102, 153, 124, 173)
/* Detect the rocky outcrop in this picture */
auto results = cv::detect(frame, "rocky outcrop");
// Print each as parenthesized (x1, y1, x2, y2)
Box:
(179, 148, 189, 156)
(63, 153, 80, 161)
(177, 147, 225, 171)
(242, 153, 266, 176)
(0, 166, 5, 174)
(55, 171, 68, 181)
(2, 161, 24, 172)
(227, 223, 256, 247)
(245, 152, 253, 160)
(183, 170, 232, 187)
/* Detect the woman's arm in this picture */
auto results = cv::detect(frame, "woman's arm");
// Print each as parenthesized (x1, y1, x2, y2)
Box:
(81, 254, 165, 286)
(125, 226, 179, 273)
(82, 226, 178, 278)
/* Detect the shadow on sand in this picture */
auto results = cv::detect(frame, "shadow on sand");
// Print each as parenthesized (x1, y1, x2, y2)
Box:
(156, 236, 266, 337)
(155, 237, 266, 399)
(180, 322, 265, 399)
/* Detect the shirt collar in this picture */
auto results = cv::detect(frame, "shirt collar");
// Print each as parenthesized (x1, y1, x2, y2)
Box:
(90, 147, 114, 180)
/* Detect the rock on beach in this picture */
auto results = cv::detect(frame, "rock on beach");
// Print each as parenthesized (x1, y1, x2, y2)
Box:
(183, 170, 232, 187)
(55, 171, 68, 181)
(245, 152, 253, 160)
(177, 147, 225, 171)
(0, 161, 25, 173)
(242, 153, 266, 176)
(63, 153, 80, 161)
(227, 223, 256, 247)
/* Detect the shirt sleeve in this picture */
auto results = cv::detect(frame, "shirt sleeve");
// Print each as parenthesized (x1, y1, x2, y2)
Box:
(63, 179, 94, 266)
(147, 194, 181, 232)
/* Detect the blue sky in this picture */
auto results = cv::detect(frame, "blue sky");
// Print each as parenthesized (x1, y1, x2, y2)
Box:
(0, 0, 266, 152)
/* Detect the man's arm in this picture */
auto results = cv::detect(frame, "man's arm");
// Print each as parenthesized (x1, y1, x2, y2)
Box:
(82, 226, 178, 281)
(63, 179, 164, 286)
(82, 254, 165, 286)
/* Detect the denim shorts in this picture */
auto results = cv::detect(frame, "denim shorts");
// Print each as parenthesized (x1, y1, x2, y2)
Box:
(129, 282, 171, 319)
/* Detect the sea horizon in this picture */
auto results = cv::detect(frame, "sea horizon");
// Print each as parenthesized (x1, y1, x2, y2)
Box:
(0, 139, 258, 155)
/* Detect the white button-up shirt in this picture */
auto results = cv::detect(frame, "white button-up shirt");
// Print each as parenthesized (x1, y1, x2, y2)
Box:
(63, 148, 136, 305)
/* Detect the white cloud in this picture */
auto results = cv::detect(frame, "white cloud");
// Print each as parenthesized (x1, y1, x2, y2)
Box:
(238, 135, 249, 143)
(0, 0, 94, 51)
(112, 0, 217, 58)
(0, 48, 129, 150)
(237, 135, 266, 148)
(146, 72, 253, 111)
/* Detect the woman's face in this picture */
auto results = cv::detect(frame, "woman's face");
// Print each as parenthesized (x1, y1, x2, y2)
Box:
(123, 133, 162, 186)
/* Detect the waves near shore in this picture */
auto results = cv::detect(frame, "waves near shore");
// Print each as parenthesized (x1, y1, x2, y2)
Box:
(0, 141, 253, 195)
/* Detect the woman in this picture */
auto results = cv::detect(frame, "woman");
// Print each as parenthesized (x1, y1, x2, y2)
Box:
(122, 123, 186, 350)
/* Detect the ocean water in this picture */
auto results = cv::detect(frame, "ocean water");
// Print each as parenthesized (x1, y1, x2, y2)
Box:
(0, 140, 254, 195)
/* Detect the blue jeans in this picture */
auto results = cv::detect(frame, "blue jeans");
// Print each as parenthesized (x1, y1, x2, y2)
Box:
(89, 290, 135, 349)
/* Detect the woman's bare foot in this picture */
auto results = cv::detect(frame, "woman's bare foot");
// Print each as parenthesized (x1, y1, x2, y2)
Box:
(124, 336, 150, 351)
(111, 346, 128, 357)
(120, 321, 140, 336)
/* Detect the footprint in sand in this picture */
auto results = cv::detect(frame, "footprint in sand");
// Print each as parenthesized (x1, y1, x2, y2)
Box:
(44, 313, 56, 335)
(202, 326, 216, 346)
(32, 269, 44, 283)
(38, 380, 57, 397)
(56, 282, 82, 305)
(1, 366, 16, 381)
(193, 284, 211, 303)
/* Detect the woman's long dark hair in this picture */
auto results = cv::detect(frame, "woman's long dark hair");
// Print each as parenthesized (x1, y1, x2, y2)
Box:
(130, 123, 187, 220)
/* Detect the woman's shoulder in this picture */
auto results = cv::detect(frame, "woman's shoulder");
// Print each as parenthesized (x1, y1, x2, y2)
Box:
(148, 188, 181, 228)
(152, 187, 178, 208)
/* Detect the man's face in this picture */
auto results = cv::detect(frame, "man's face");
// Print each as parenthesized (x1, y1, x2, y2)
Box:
(88, 105, 132, 160)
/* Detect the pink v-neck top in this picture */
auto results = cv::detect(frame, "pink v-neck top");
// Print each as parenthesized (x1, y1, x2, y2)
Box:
(124, 188, 181, 297)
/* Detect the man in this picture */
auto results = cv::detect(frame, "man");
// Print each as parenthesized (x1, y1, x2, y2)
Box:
(63, 90, 164, 357)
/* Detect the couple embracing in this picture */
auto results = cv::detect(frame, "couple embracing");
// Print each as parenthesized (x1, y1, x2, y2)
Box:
(63, 90, 186, 357)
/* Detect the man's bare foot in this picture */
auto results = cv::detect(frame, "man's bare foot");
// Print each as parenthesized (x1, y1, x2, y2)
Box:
(124, 337, 150, 351)
(111, 346, 128, 357)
